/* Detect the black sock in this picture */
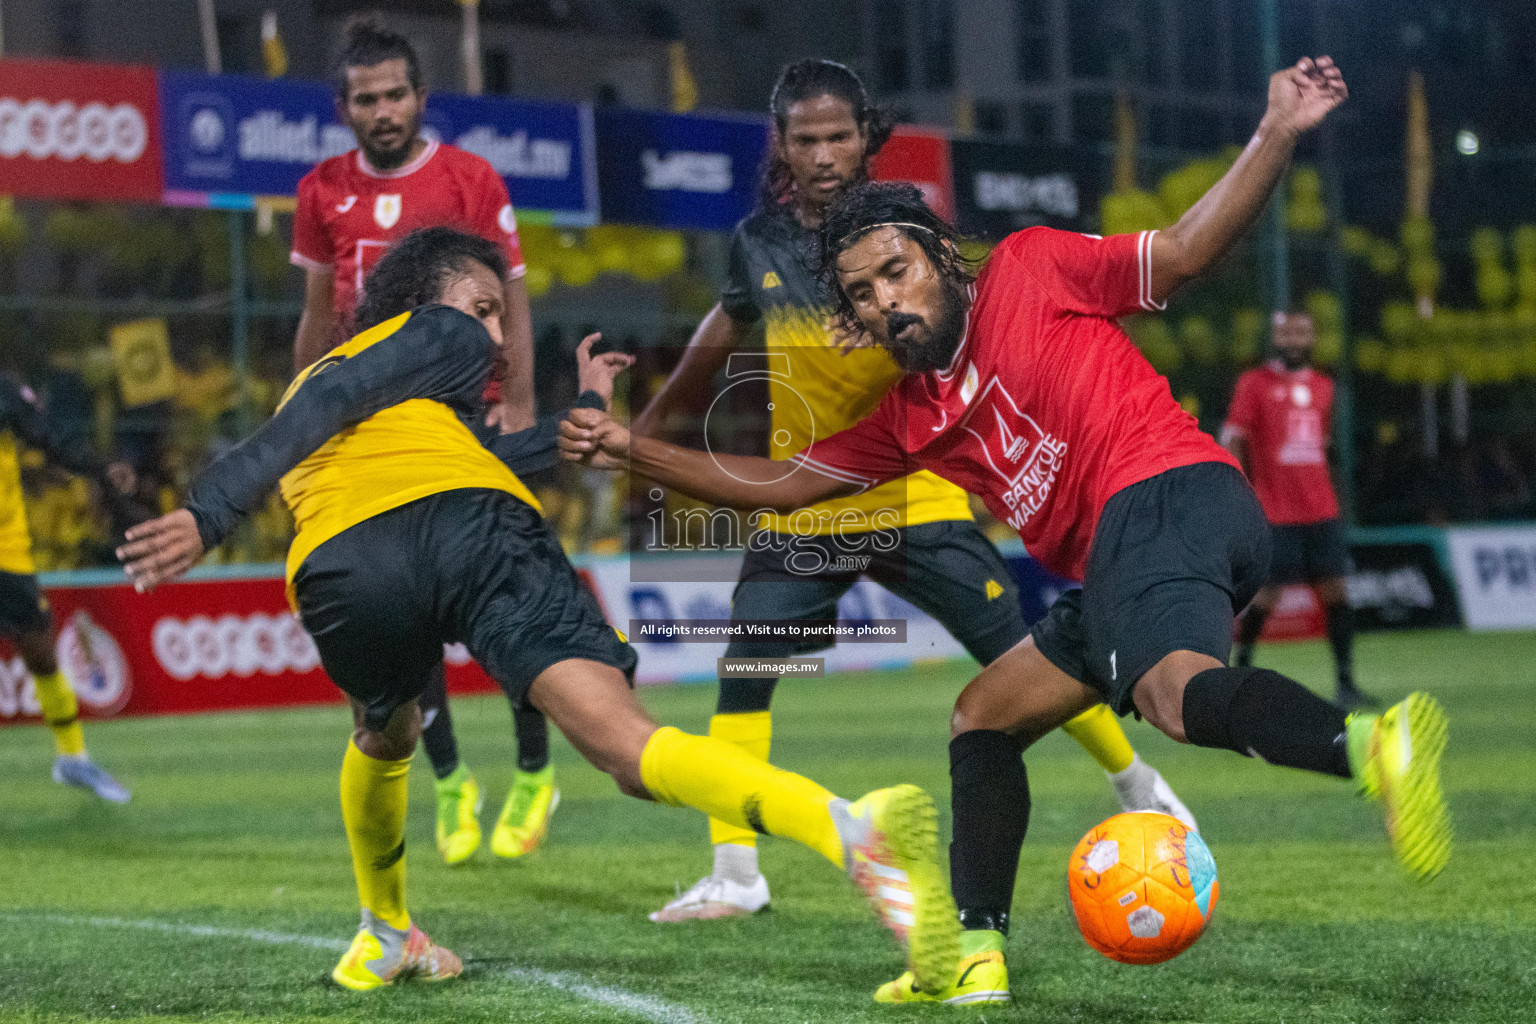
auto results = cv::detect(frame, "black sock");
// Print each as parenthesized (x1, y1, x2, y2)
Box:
(1324, 600, 1357, 693)
(949, 730, 1030, 936)
(716, 676, 778, 714)
(514, 704, 550, 772)
(418, 666, 460, 780)
(1233, 603, 1271, 667)
(1182, 666, 1351, 778)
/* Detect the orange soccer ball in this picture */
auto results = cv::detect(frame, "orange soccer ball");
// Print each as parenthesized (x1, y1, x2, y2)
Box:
(1067, 811, 1219, 965)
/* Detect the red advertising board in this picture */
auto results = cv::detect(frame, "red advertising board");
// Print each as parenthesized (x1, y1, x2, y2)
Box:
(0, 58, 163, 203)
(0, 574, 500, 726)
(1252, 583, 1326, 642)
(870, 126, 955, 224)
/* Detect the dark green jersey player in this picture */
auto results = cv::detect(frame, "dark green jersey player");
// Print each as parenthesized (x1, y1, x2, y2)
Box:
(119, 226, 971, 996)
(631, 62, 1193, 1002)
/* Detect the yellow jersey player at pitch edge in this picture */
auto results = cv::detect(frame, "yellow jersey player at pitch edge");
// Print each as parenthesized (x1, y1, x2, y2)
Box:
(0, 375, 138, 801)
(631, 59, 1193, 1005)
(119, 226, 965, 995)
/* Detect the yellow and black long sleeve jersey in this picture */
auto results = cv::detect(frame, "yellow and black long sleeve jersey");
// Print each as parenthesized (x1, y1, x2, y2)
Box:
(184, 305, 546, 597)
(0, 375, 109, 575)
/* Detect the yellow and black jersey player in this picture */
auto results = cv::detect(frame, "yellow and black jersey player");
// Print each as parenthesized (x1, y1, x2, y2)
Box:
(0, 375, 135, 803)
(118, 226, 968, 995)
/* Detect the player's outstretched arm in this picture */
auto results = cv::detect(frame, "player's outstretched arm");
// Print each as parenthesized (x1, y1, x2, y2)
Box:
(117, 509, 203, 592)
(560, 407, 856, 512)
(1150, 56, 1347, 303)
(486, 334, 634, 476)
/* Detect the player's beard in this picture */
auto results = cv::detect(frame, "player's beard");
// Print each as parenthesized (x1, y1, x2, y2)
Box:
(358, 110, 422, 170)
(881, 281, 968, 374)
(1279, 348, 1311, 371)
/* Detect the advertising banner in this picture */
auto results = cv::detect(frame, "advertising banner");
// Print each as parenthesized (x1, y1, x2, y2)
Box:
(869, 127, 955, 224)
(595, 106, 767, 231)
(1446, 525, 1536, 630)
(581, 555, 968, 684)
(0, 558, 972, 723)
(0, 574, 500, 726)
(949, 139, 1092, 237)
(158, 71, 597, 222)
(426, 93, 598, 225)
(0, 58, 162, 203)
(1347, 541, 1461, 631)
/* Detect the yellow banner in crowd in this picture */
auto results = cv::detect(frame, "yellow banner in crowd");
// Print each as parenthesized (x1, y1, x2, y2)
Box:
(109, 318, 176, 407)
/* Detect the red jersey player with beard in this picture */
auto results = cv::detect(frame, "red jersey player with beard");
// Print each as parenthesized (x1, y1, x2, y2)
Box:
(563, 58, 1453, 969)
(289, 17, 557, 872)
(1223, 311, 1376, 709)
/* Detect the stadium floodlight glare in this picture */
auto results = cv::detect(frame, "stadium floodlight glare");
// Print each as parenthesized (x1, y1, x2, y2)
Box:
(1456, 130, 1479, 156)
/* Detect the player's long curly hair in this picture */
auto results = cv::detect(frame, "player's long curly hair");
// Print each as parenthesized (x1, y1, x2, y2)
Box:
(355, 227, 507, 332)
(756, 60, 895, 213)
(812, 181, 978, 337)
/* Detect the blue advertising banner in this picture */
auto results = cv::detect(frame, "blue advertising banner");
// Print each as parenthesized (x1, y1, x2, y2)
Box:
(428, 94, 597, 225)
(595, 107, 766, 231)
(158, 71, 597, 223)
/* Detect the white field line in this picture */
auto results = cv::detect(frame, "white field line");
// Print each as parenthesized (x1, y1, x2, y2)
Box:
(4, 913, 713, 1024)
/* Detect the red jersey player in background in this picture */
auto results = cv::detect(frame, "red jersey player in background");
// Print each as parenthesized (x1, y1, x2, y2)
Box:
(1223, 311, 1377, 709)
(564, 57, 1452, 998)
(289, 18, 557, 869)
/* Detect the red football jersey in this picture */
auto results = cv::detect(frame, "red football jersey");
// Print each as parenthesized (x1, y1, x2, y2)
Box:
(290, 139, 526, 334)
(793, 228, 1239, 582)
(1221, 361, 1339, 525)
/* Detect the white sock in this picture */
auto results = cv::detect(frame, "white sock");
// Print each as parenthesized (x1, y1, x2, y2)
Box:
(1109, 754, 1155, 807)
(712, 842, 760, 885)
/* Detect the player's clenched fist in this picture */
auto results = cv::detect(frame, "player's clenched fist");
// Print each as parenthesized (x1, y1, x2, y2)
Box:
(560, 407, 630, 471)
(116, 508, 206, 592)
(1264, 56, 1347, 138)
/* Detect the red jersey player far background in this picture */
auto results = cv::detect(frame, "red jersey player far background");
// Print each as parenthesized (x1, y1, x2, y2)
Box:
(289, 16, 535, 434)
(288, 18, 558, 871)
(1223, 311, 1377, 710)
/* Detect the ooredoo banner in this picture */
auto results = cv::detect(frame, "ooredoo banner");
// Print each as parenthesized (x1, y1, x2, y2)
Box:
(0, 574, 500, 726)
(0, 58, 162, 203)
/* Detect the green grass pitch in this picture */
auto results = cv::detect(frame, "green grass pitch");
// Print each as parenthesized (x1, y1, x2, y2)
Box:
(3, 628, 1534, 1023)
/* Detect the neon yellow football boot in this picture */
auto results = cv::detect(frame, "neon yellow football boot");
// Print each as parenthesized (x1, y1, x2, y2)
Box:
(491, 765, 559, 860)
(875, 948, 1011, 1006)
(835, 784, 960, 995)
(331, 910, 463, 991)
(1347, 692, 1453, 881)
(434, 765, 482, 866)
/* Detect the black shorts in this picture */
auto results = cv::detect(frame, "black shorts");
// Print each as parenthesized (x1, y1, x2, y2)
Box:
(725, 519, 1028, 668)
(294, 488, 636, 733)
(1267, 518, 1352, 585)
(1031, 462, 1271, 714)
(0, 570, 51, 636)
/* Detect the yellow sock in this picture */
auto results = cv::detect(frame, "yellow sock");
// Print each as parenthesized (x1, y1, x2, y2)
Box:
(340, 740, 412, 931)
(706, 711, 772, 848)
(33, 671, 85, 757)
(1061, 704, 1135, 774)
(640, 726, 843, 867)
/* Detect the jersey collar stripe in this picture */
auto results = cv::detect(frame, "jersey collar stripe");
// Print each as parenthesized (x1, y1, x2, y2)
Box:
(289, 251, 333, 273)
(1138, 230, 1168, 312)
(788, 453, 878, 492)
(936, 282, 978, 381)
(356, 138, 439, 179)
